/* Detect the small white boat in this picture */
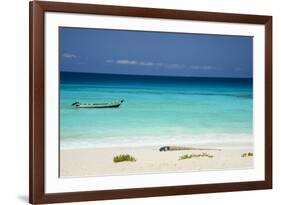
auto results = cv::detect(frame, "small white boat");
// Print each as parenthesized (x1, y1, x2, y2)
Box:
(72, 100, 124, 108)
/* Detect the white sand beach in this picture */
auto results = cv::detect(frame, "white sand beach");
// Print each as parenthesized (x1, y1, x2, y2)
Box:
(60, 144, 253, 177)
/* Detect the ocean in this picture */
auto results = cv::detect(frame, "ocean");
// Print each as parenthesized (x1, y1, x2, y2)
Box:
(60, 72, 253, 149)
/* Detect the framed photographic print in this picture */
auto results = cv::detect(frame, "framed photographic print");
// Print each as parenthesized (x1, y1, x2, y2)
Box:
(29, 1, 272, 204)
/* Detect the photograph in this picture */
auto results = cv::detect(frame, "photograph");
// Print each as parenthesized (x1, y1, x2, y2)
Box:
(29, 2, 272, 203)
(59, 27, 254, 177)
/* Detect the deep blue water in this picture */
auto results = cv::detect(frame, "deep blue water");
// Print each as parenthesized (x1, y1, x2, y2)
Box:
(60, 72, 253, 149)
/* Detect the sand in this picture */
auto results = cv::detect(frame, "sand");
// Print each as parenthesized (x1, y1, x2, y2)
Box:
(60, 144, 253, 177)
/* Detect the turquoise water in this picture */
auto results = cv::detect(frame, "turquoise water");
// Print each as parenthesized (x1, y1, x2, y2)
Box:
(60, 72, 253, 149)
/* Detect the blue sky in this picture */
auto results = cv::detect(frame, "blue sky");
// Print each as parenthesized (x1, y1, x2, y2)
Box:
(60, 27, 253, 78)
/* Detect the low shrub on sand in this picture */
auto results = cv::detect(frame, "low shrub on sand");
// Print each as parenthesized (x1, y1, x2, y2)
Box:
(241, 152, 253, 157)
(113, 154, 136, 163)
(179, 152, 214, 160)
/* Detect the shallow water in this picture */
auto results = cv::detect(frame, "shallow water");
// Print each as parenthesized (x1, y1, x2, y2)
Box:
(60, 72, 253, 149)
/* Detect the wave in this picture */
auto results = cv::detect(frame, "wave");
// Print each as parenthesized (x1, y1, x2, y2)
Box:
(60, 133, 253, 150)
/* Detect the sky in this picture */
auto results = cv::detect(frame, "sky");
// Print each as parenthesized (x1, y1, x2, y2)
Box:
(59, 27, 253, 78)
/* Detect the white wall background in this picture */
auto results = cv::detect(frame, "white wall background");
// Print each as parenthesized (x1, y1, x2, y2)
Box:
(0, 0, 279, 204)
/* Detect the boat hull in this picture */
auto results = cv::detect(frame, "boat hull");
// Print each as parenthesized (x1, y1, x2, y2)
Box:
(76, 103, 121, 108)
(72, 100, 124, 108)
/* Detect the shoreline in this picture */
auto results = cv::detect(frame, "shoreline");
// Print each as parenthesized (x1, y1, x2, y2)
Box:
(60, 144, 253, 177)
(61, 135, 254, 150)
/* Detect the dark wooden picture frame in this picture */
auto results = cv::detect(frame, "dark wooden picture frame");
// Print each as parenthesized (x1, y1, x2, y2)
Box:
(29, 1, 272, 204)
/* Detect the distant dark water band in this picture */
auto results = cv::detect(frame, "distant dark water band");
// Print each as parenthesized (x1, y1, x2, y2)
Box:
(60, 72, 253, 84)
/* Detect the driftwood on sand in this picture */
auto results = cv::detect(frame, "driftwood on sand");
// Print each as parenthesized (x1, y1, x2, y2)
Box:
(159, 146, 221, 152)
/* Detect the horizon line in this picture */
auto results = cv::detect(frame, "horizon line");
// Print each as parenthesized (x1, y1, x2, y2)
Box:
(60, 71, 253, 79)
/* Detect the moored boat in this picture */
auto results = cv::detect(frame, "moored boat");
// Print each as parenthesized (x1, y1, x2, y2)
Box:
(72, 100, 124, 108)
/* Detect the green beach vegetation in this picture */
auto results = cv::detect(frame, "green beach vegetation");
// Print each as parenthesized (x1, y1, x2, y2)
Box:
(241, 152, 253, 157)
(113, 154, 136, 163)
(179, 152, 214, 160)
